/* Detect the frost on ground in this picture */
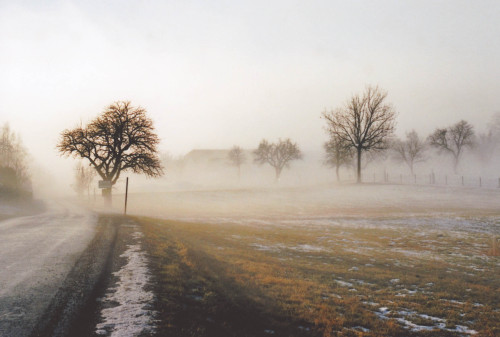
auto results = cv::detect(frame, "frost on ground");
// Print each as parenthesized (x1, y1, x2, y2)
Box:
(376, 307, 478, 335)
(96, 231, 156, 337)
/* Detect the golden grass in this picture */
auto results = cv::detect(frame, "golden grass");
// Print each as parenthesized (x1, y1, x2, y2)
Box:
(137, 216, 499, 337)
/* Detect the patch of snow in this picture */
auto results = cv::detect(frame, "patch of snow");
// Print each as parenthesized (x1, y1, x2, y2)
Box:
(453, 325, 478, 335)
(376, 307, 477, 335)
(335, 280, 353, 287)
(290, 244, 325, 252)
(250, 243, 283, 252)
(95, 231, 156, 337)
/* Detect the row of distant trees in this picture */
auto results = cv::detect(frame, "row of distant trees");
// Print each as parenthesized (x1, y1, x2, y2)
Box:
(57, 90, 499, 202)
(0, 123, 31, 198)
(227, 86, 491, 183)
(227, 139, 302, 182)
(322, 86, 499, 182)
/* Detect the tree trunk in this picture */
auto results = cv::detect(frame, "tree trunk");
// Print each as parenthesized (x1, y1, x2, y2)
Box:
(356, 148, 362, 183)
(336, 165, 340, 182)
(275, 167, 281, 183)
(453, 155, 459, 174)
(102, 188, 112, 207)
(238, 165, 241, 181)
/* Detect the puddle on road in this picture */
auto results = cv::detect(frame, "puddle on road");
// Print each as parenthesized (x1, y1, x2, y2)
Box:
(95, 230, 156, 337)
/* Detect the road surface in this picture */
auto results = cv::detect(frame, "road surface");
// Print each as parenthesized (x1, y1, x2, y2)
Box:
(0, 201, 97, 337)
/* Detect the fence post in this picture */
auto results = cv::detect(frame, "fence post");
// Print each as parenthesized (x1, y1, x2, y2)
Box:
(445, 175, 447, 185)
(462, 176, 464, 186)
(414, 174, 416, 184)
(124, 177, 129, 215)
(479, 177, 482, 187)
(400, 174, 402, 184)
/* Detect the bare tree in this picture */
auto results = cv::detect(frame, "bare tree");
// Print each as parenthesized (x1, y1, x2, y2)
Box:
(428, 120, 475, 173)
(392, 130, 426, 175)
(254, 139, 302, 182)
(322, 86, 397, 183)
(228, 146, 246, 180)
(323, 135, 354, 182)
(73, 162, 96, 199)
(58, 101, 163, 204)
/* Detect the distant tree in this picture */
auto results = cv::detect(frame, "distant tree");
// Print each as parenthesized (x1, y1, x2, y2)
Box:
(489, 111, 500, 141)
(228, 146, 246, 179)
(160, 152, 186, 178)
(254, 139, 302, 182)
(322, 86, 397, 183)
(392, 130, 426, 175)
(0, 123, 30, 191)
(58, 101, 163, 204)
(428, 120, 475, 173)
(474, 132, 496, 164)
(323, 136, 354, 182)
(73, 162, 96, 199)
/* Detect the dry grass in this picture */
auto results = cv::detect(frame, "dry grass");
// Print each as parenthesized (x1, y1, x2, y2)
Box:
(136, 213, 499, 337)
(487, 237, 500, 256)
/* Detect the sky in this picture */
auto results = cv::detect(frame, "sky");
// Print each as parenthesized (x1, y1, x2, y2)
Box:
(1, 0, 499, 188)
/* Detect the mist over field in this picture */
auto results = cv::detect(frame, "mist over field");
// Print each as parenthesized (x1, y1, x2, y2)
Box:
(1, 1, 500, 337)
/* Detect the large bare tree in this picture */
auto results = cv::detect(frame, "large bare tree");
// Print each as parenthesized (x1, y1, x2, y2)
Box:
(228, 145, 246, 180)
(392, 130, 426, 175)
(58, 101, 163, 203)
(254, 139, 302, 182)
(428, 120, 474, 173)
(322, 86, 397, 183)
(323, 135, 354, 182)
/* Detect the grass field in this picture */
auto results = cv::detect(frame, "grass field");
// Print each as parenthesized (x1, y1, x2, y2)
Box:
(129, 185, 499, 336)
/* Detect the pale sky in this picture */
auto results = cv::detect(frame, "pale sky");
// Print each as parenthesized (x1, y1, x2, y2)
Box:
(1, 0, 499, 186)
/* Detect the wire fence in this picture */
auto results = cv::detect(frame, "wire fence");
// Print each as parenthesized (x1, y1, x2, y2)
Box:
(365, 171, 500, 189)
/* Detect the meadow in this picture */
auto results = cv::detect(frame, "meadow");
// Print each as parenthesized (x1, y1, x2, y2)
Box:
(129, 185, 499, 336)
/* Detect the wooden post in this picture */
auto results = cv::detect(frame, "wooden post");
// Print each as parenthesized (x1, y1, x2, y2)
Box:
(479, 177, 482, 187)
(414, 174, 416, 184)
(462, 176, 464, 186)
(445, 175, 447, 185)
(124, 177, 129, 215)
(400, 174, 402, 184)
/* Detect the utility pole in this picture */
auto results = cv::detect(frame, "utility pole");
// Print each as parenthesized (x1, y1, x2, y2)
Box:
(124, 177, 129, 215)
